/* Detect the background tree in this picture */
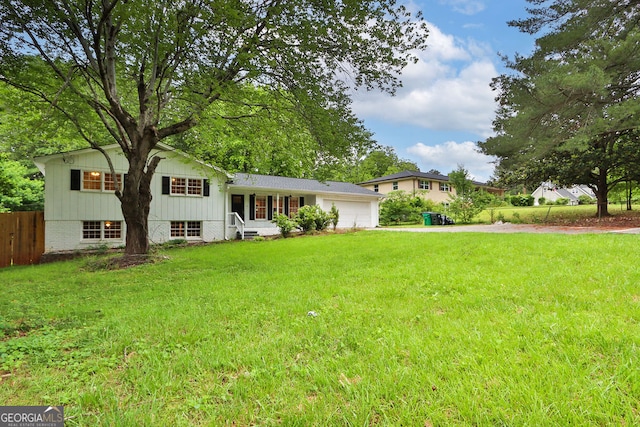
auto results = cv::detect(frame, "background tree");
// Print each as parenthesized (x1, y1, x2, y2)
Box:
(0, 0, 428, 255)
(447, 165, 490, 224)
(479, 0, 640, 217)
(345, 146, 420, 183)
(0, 154, 44, 212)
(174, 87, 378, 180)
(379, 190, 436, 226)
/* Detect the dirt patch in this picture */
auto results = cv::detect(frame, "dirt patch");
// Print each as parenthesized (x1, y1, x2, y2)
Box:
(544, 211, 640, 229)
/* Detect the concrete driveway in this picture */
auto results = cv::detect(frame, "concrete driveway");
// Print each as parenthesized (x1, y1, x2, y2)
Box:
(374, 222, 640, 234)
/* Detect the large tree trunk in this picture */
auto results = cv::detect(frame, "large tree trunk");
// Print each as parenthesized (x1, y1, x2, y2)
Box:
(118, 133, 162, 255)
(594, 170, 610, 218)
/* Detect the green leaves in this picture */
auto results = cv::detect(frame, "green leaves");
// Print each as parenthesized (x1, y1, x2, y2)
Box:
(481, 0, 640, 216)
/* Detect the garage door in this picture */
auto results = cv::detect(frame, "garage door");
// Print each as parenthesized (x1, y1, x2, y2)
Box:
(322, 200, 372, 228)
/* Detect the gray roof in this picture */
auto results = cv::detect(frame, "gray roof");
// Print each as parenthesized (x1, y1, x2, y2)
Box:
(556, 188, 579, 201)
(229, 173, 382, 198)
(359, 170, 488, 187)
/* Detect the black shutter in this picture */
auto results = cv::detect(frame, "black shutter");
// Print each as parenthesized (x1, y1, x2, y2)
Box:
(299, 196, 305, 207)
(267, 196, 273, 220)
(162, 176, 170, 194)
(284, 196, 289, 216)
(203, 179, 210, 197)
(70, 169, 81, 190)
(249, 194, 255, 220)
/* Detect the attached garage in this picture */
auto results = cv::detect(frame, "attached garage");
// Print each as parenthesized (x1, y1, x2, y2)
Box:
(322, 199, 374, 228)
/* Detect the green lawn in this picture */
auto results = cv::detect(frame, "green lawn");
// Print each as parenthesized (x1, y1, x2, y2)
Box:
(477, 204, 640, 224)
(2, 232, 639, 425)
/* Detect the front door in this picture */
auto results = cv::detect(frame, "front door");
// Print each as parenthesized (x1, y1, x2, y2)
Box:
(231, 194, 245, 221)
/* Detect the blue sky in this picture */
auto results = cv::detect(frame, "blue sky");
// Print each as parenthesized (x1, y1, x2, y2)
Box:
(351, 0, 537, 182)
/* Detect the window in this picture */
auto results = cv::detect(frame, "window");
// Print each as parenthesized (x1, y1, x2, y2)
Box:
(82, 221, 101, 239)
(392, 181, 398, 190)
(170, 221, 185, 237)
(171, 221, 201, 238)
(167, 177, 203, 196)
(104, 173, 123, 191)
(439, 182, 451, 192)
(419, 180, 430, 190)
(171, 177, 186, 195)
(82, 171, 123, 191)
(277, 197, 285, 215)
(374, 184, 379, 193)
(186, 221, 201, 237)
(187, 178, 202, 195)
(83, 221, 122, 240)
(83, 171, 102, 190)
(289, 197, 299, 218)
(255, 196, 267, 219)
(103, 221, 122, 239)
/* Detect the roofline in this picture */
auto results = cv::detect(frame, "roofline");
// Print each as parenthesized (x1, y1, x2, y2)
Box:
(33, 142, 232, 178)
(358, 169, 497, 188)
(227, 183, 384, 199)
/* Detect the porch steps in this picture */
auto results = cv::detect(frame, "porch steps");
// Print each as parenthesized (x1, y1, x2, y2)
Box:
(237, 230, 260, 240)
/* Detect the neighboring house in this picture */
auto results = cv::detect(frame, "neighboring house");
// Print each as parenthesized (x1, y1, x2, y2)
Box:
(531, 182, 595, 206)
(358, 170, 504, 204)
(34, 143, 381, 252)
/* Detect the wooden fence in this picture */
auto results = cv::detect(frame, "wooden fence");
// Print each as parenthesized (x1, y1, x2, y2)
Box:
(0, 211, 45, 268)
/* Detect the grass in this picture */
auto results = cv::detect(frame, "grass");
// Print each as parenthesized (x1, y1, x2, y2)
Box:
(1, 231, 639, 425)
(477, 204, 640, 225)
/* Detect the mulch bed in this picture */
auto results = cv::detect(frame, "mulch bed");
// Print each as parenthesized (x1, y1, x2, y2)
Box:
(545, 211, 640, 229)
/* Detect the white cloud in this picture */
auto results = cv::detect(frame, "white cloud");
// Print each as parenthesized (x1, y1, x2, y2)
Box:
(352, 25, 498, 138)
(407, 141, 496, 182)
(440, 0, 486, 15)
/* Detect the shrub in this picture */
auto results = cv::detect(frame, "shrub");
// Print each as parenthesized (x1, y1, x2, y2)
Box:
(537, 197, 546, 205)
(578, 195, 594, 205)
(272, 214, 296, 238)
(510, 194, 534, 207)
(379, 190, 425, 225)
(294, 205, 330, 233)
(555, 197, 569, 205)
(329, 203, 340, 230)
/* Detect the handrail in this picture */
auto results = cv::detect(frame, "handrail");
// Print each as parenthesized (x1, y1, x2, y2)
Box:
(228, 212, 245, 240)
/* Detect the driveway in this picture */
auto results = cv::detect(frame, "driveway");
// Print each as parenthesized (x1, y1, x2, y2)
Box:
(374, 222, 640, 234)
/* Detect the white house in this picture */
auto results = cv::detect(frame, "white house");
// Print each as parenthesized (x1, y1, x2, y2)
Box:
(34, 143, 382, 252)
(531, 182, 595, 206)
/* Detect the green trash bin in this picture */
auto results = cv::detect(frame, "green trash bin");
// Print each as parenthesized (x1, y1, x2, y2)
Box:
(422, 212, 432, 226)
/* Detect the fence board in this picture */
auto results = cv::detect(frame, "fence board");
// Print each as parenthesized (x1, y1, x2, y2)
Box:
(0, 211, 45, 268)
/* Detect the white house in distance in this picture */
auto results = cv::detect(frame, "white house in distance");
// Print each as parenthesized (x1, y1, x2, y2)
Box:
(34, 143, 382, 252)
(531, 182, 596, 206)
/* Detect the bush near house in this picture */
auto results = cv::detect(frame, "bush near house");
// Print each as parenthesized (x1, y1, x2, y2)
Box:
(379, 190, 437, 225)
(578, 195, 595, 205)
(272, 214, 296, 237)
(291, 204, 336, 234)
(509, 194, 534, 207)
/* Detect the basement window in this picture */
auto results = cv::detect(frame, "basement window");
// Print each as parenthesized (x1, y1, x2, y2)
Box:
(83, 221, 122, 240)
(171, 221, 202, 238)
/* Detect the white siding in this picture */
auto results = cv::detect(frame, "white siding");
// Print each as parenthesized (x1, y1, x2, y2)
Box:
(41, 146, 227, 252)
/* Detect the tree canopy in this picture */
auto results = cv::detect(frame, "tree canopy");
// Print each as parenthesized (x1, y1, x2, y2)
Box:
(479, 0, 640, 217)
(0, 0, 428, 254)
